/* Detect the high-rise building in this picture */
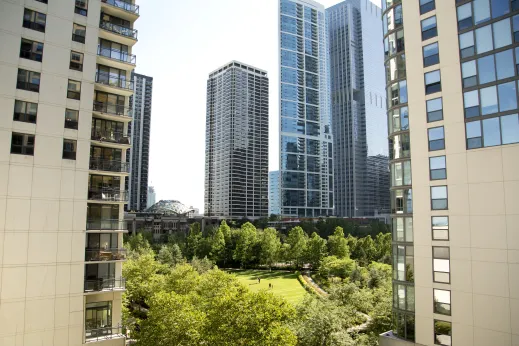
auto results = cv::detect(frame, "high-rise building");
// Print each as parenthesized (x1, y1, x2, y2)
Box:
(269, 171, 281, 215)
(380, 1, 519, 346)
(127, 72, 152, 211)
(204, 61, 269, 219)
(327, 0, 389, 218)
(0, 0, 139, 345)
(366, 154, 390, 215)
(279, 0, 334, 218)
(146, 185, 156, 209)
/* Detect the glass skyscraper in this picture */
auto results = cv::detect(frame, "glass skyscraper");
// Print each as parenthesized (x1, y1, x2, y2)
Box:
(327, 0, 389, 218)
(279, 0, 334, 218)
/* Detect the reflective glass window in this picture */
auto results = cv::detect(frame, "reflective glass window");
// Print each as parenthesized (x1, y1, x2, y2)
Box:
(306, 88, 318, 105)
(432, 216, 449, 240)
(281, 50, 298, 68)
(389, 133, 411, 159)
(305, 39, 317, 57)
(307, 156, 320, 172)
(281, 15, 298, 35)
(280, 0, 297, 16)
(306, 72, 318, 89)
(457, 3, 472, 30)
(498, 82, 517, 112)
(501, 113, 519, 144)
(475, 25, 493, 53)
(425, 70, 441, 94)
(421, 16, 437, 41)
(433, 246, 450, 283)
(420, 0, 435, 15)
(459, 31, 475, 58)
(423, 42, 439, 67)
(431, 186, 448, 210)
(483, 117, 502, 147)
(495, 49, 515, 80)
(428, 126, 445, 151)
(464, 90, 480, 118)
(281, 67, 298, 85)
(466, 120, 483, 149)
(282, 172, 305, 189)
(462, 60, 477, 88)
(281, 100, 303, 119)
(281, 33, 298, 51)
(306, 105, 319, 121)
(480, 85, 498, 115)
(307, 173, 320, 190)
(434, 320, 452, 346)
(282, 189, 305, 207)
(282, 154, 305, 171)
(281, 84, 300, 102)
(514, 15, 519, 42)
(434, 289, 451, 316)
(474, 0, 491, 24)
(306, 121, 320, 136)
(400, 80, 408, 103)
(305, 56, 318, 73)
(281, 136, 305, 153)
(391, 161, 412, 187)
(491, 0, 510, 18)
(281, 117, 305, 134)
(391, 189, 413, 214)
(389, 106, 409, 133)
(493, 18, 512, 49)
(478, 54, 496, 84)
(306, 139, 320, 155)
(427, 98, 443, 122)
(430, 156, 446, 180)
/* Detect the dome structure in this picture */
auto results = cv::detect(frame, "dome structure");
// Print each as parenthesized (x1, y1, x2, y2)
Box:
(144, 200, 194, 216)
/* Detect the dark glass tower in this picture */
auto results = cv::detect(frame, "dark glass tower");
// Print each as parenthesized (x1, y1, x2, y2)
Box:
(204, 61, 269, 219)
(127, 72, 153, 211)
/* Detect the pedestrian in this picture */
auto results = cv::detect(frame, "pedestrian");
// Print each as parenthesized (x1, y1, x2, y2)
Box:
(258, 278, 261, 284)
(269, 283, 271, 289)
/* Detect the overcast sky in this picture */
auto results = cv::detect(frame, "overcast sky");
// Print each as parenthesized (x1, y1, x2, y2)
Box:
(133, 0, 380, 212)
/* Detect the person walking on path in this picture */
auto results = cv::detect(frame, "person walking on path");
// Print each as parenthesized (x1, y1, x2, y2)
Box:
(258, 278, 261, 284)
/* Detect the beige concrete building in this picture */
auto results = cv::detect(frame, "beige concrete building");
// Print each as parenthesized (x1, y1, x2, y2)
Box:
(0, 0, 139, 344)
(381, 0, 519, 346)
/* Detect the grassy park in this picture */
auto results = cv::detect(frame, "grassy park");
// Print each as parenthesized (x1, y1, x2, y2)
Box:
(230, 270, 307, 305)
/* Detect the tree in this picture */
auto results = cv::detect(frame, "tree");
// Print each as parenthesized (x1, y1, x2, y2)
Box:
(125, 233, 152, 255)
(318, 256, 356, 280)
(286, 226, 308, 268)
(157, 245, 174, 266)
(233, 222, 258, 267)
(210, 226, 225, 263)
(305, 232, 327, 269)
(186, 222, 202, 259)
(327, 227, 349, 259)
(374, 232, 392, 264)
(259, 228, 281, 269)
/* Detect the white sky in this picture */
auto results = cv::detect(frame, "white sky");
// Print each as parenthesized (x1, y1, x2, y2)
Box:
(133, 0, 380, 212)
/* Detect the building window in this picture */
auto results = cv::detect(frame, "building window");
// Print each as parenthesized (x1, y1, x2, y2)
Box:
(501, 113, 519, 144)
(434, 320, 452, 345)
(433, 246, 450, 283)
(433, 289, 451, 316)
(63, 139, 77, 160)
(478, 54, 495, 85)
(427, 98, 443, 122)
(391, 189, 413, 214)
(459, 31, 475, 58)
(394, 245, 414, 282)
(391, 161, 412, 187)
(432, 216, 449, 240)
(394, 283, 415, 312)
(393, 217, 413, 242)
(431, 186, 448, 210)
(428, 126, 445, 151)
(388, 106, 409, 134)
(420, 0, 435, 15)
(423, 42, 439, 67)
(65, 109, 79, 129)
(514, 14, 519, 42)
(23, 8, 46, 33)
(388, 80, 408, 107)
(11, 133, 35, 156)
(457, 3, 472, 31)
(75, 0, 88, 16)
(425, 70, 441, 95)
(72, 23, 86, 43)
(35, 0, 48, 3)
(17, 69, 40, 92)
(389, 133, 411, 160)
(70, 51, 84, 71)
(14, 100, 37, 124)
(19, 39, 43, 62)
(464, 90, 480, 118)
(430, 156, 446, 180)
(466, 120, 483, 148)
(67, 80, 81, 100)
(461, 60, 477, 88)
(85, 301, 112, 336)
(421, 16, 437, 41)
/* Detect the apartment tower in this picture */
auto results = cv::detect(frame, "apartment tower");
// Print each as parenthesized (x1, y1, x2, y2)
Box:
(381, 1, 519, 346)
(327, 0, 389, 218)
(0, 0, 139, 344)
(269, 170, 281, 216)
(279, 0, 334, 218)
(204, 61, 269, 219)
(127, 72, 152, 212)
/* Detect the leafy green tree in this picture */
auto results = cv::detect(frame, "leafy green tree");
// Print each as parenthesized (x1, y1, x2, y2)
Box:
(374, 232, 392, 264)
(318, 256, 356, 280)
(186, 222, 202, 259)
(305, 232, 327, 269)
(137, 291, 205, 346)
(164, 263, 200, 295)
(125, 233, 152, 255)
(157, 245, 174, 266)
(191, 256, 214, 274)
(233, 222, 258, 267)
(286, 226, 308, 268)
(327, 227, 349, 259)
(210, 227, 226, 263)
(259, 228, 281, 269)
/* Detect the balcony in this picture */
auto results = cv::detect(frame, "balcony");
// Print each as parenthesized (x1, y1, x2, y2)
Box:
(86, 219, 127, 231)
(95, 71, 134, 96)
(84, 277, 126, 293)
(89, 157, 129, 174)
(93, 101, 132, 121)
(85, 248, 127, 262)
(99, 20, 137, 46)
(91, 129, 130, 148)
(101, 0, 139, 22)
(85, 325, 125, 343)
(97, 45, 136, 70)
(88, 188, 129, 202)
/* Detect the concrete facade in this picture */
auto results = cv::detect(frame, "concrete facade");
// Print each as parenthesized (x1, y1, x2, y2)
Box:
(381, 1, 519, 346)
(0, 0, 139, 344)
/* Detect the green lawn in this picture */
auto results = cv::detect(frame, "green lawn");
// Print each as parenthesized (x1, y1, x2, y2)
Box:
(230, 270, 307, 305)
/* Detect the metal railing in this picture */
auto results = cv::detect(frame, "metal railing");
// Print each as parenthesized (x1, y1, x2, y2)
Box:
(86, 219, 127, 231)
(89, 157, 129, 173)
(101, 0, 139, 14)
(95, 71, 134, 90)
(99, 20, 138, 40)
(93, 101, 132, 118)
(91, 129, 130, 145)
(97, 45, 136, 64)
(85, 325, 125, 342)
(84, 277, 126, 292)
(85, 248, 127, 261)
(88, 188, 129, 202)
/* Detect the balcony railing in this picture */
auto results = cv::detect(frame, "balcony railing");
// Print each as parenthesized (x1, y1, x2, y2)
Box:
(85, 248, 127, 261)
(88, 188, 129, 202)
(89, 157, 129, 173)
(93, 101, 132, 118)
(97, 45, 136, 64)
(101, 0, 139, 15)
(95, 71, 134, 90)
(91, 129, 130, 145)
(85, 325, 125, 342)
(84, 277, 126, 292)
(86, 219, 127, 231)
(99, 20, 138, 40)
